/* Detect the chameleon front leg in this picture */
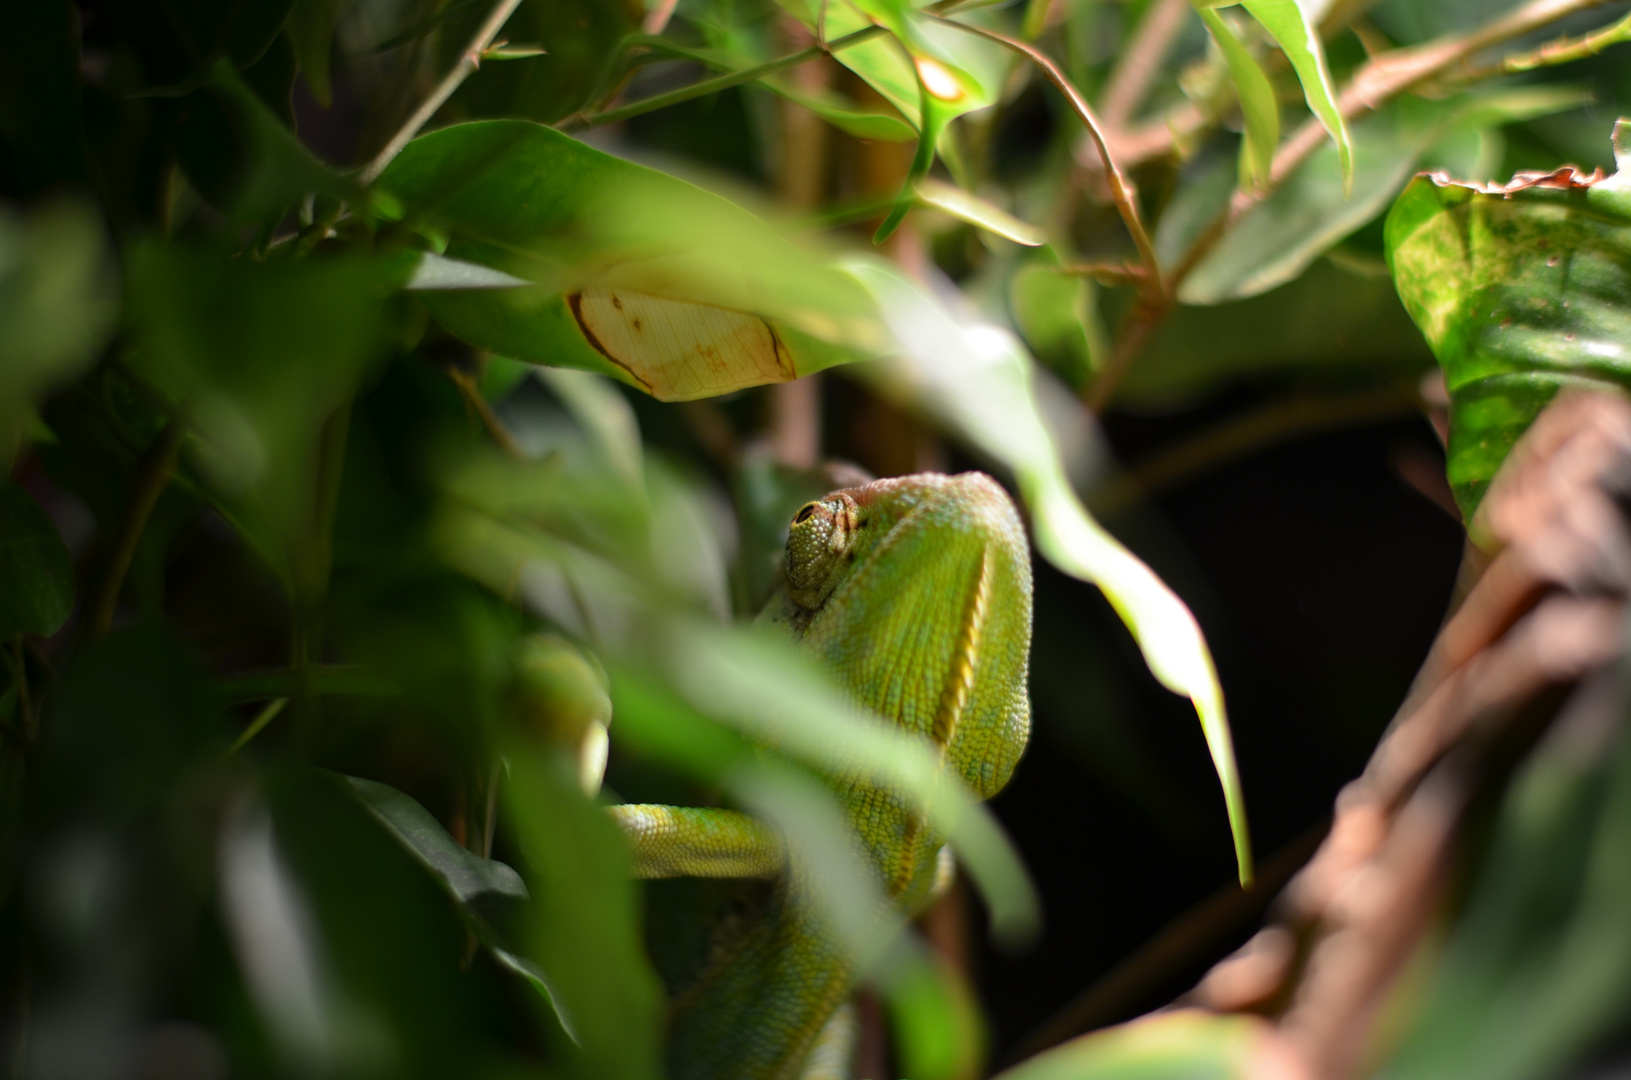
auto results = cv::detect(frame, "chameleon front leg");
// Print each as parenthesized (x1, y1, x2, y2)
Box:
(610, 804, 787, 879)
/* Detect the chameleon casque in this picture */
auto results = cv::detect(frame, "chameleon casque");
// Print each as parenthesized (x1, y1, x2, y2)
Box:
(610, 471, 1034, 1080)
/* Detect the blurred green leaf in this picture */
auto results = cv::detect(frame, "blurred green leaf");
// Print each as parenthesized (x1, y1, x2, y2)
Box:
(0, 198, 118, 470)
(916, 177, 1046, 246)
(0, 482, 73, 638)
(376, 120, 885, 400)
(161, 62, 358, 223)
(502, 742, 665, 1080)
(993, 1009, 1270, 1080)
(1376, 686, 1631, 1080)
(1235, 0, 1352, 188)
(846, 259, 1253, 883)
(1179, 89, 1587, 305)
(286, 0, 345, 106)
(123, 242, 392, 569)
(1197, 8, 1278, 191)
(1386, 118, 1631, 519)
(1009, 259, 1104, 389)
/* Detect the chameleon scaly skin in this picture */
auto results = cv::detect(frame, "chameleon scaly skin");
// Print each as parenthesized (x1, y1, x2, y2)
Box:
(612, 472, 1033, 1079)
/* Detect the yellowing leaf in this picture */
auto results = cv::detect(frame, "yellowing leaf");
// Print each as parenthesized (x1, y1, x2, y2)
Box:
(566, 289, 796, 401)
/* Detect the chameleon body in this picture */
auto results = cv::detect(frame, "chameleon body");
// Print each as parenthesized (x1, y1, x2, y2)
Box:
(613, 472, 1033, 1079)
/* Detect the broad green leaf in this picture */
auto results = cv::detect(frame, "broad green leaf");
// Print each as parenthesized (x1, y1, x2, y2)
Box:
(993, 1010, 1271, 1080)
(1180, 89, 1587, 305)
(1235, 0, 1351, 189)
(0, 482, 74, 638)
(0, 199, 118, 470)
(375, 120, 885, 401)
(1386, 119, 1631, 519)
(123, 242, 392, 569)
(846, 260, 1253, 884)
(1197, 9, 1278, 191)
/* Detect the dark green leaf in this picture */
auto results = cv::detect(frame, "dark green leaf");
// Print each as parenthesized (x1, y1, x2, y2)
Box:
(0, 482, 74, 638)
(1386, 120, 1631, 518)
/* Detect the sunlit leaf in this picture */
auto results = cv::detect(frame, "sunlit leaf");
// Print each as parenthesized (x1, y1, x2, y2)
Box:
(916, 177, 1046, 246)
(992, 1010, 1273, 1080)
(376, 121, 886, 401)
(845, 260, 1253, 883)
(1386, 117, 1631, 519)
(0, 483, 74, 639)
(1235, 0, 1352, 189)
(1197, 8, 1278, 191)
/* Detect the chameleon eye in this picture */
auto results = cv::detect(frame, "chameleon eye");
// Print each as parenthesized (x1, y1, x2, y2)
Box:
(785, 495, 860, 609)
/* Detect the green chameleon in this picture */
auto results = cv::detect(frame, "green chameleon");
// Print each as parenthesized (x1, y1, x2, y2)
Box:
(610, 471, 1033, 1079)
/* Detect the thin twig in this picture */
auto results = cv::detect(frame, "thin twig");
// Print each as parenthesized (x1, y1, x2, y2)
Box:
(643, 0, 680, 36)
(1098, 0, 1191, 132)
(87, 422, 183, 641)
(358, 0, 527, 184)
(927, 15, 1162, 292)
(1458, 9, 1631, 79)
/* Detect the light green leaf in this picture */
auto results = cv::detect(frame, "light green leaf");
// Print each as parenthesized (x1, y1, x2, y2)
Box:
(1198, 8, 1278, 191)
(846, 259, 1253, 884)
(993, 1010, 1271, 1080)
(375, 121, 886, 401)
(1236, 0, 1351, 189)
(916, 178, 1046, 246)
(0, 482, 74, 638)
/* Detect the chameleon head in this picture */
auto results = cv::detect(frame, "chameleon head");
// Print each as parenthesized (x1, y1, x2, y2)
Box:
(786, 493, 861, 610)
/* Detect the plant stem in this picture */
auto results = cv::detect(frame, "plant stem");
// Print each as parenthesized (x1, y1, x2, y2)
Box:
(1461, 9, 1631, 78)
(87, 422, 183, 642)
(928, 15, 1162, 293)
(358, 0, 527, 184)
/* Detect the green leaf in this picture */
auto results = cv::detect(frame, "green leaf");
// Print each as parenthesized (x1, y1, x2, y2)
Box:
(123, 242, 392, 568)
(0, 198, 118, 470)
(160, 62, 358, 223)
(502, 744, 666, 1080)
(338, 773, 580, 1040)
(286, 0, 345, 106)
(1197, 8, 1278, 192)
(846, 259, 1254, 884)
(375, 120, 886, 401)
(1009, 259, 1104, 390)
(916, 178, 1046, 246)
(1236, 0, 1351, 190)
(993, 1010, 1271, 1080)
(1179, 89, 1587, 305)
(0, 482, 74, 638)
(1385, 120, 1631, 519)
